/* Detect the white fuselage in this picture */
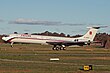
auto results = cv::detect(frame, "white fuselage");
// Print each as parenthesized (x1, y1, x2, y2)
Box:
(3, 34, 86, 44)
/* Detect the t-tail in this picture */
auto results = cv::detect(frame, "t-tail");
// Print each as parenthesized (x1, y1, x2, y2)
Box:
(80, 27, 100, 42)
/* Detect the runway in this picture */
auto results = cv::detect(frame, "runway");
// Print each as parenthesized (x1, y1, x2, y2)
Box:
(0, 53, 109, 56)
(0, 58, 108, 67)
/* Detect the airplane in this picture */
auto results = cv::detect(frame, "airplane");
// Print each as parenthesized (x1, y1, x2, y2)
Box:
(2, 27, 100, 50)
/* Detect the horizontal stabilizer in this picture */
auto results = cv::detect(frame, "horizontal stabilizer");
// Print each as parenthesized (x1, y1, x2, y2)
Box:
(87, 26, 108, 29)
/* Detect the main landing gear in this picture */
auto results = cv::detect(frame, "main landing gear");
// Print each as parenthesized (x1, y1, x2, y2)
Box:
(52, 45, 66, 50)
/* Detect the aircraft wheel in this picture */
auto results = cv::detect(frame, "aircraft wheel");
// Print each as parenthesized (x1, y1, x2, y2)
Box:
(56, 47, 60, 51)
(62, 47, 66, 50)
(52, 45, 57, 50)
(52, 47, 56, 50)
(59, 47, 64, 50)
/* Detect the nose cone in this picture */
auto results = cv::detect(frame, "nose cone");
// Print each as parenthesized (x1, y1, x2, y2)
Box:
(2, 37, 7, 41)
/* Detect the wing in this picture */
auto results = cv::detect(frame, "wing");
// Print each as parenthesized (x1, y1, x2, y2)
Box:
(46, 41, 85, 46)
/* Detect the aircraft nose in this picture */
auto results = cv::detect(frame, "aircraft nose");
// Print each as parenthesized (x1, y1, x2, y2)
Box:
(2, 37, 7, 41)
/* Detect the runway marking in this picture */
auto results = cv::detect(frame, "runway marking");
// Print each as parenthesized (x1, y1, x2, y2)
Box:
(0, 58, 109, 67)
(0, 58, 75, 65)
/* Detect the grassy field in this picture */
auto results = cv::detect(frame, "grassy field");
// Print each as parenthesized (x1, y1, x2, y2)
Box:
(0, 44, 110, 73)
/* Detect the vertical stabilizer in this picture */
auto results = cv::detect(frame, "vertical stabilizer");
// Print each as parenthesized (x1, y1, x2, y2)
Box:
(82, 27, 100, 41)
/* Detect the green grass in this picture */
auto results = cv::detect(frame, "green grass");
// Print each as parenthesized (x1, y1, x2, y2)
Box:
(0, 44, 110, 73)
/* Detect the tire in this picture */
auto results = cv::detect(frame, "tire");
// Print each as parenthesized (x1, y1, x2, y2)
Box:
(56, 47, 60, 51)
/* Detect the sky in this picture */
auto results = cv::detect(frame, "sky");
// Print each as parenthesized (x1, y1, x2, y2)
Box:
(0, 0, 110, 35)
